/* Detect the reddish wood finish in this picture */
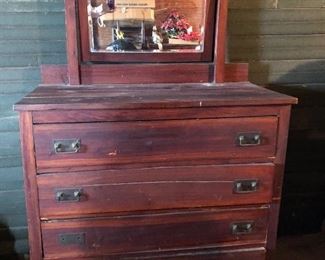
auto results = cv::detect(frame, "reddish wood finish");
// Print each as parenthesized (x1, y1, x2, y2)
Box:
(14, 83, 297, 111)
(33, 117, 278, 170)
(41, 65, 68, 84)
(39, 63, 249, 85)
(49, 0, 243, 84)
(19, 112, 43, 260)
(38, 164, 274, 218)
(80, 63, 213, 84)
(46, 248, 266, 260)
(32, 106, 281, 124)
(41, 207, 269, 259)
(65, 0, 80, 85)
(15, 83, 296, 258)
(215, 0, 229, 83)
(16, 1, 296, 258)
(267, 105, 293, 251)
(224, 63, 249, 82)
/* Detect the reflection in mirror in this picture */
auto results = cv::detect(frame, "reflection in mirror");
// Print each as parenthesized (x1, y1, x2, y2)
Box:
(87, 0, 206, 53)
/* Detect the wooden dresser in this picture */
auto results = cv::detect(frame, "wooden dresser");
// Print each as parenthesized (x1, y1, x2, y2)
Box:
(15, 83, 296, 259)
(15, 0, 297, 259)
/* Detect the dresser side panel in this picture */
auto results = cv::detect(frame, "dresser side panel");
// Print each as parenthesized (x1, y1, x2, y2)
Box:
(19, 112, 43, 260)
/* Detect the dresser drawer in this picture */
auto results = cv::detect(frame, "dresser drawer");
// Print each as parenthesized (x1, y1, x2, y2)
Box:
(44, 248, 266, 259)
(38, 164, 274, 218)
(34, 117, 278, 170)
(41, 207, 268, 259)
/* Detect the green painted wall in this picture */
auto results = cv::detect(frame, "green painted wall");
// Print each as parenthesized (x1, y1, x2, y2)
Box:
(0, 0, 324, 257)
(0, 0, 66, 257)
(228, 0, 325, 236)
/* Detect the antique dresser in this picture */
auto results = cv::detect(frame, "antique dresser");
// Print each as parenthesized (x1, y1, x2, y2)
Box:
(15, 0, 297, 259)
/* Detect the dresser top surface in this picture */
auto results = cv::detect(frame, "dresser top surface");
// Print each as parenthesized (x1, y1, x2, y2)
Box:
(14, 82, 297, 111)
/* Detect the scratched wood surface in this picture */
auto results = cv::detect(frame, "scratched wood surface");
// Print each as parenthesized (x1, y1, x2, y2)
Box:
(1, 0, 322, 258)
(41, 207, 269, 259)
(14, 83, 297, 111)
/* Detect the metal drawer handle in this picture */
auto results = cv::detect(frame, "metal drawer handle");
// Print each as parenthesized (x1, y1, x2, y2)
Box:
(231, 222, 254, 235)
(53, 139, 81, 154)
(59, 233, 85, 246)
(237, 133, 261, 146)
(56, 188, 83, 202)
(234, 180, 259, 193)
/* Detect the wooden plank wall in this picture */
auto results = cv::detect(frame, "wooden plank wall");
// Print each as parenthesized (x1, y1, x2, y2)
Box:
(0, 0, 324, 257)
(0, 0, 66, 258)
(228, 0, 325, 236)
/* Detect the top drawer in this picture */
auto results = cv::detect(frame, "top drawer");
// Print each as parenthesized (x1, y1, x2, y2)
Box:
(34, 117, 278, 171)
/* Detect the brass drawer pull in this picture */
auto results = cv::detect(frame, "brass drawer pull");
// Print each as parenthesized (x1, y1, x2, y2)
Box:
(53, 139, 81, 154)
(234, 180, 259, 193)
(237, 133, 261, 146)
(56, 188, 83, 202)
(231, 222, 254, 235)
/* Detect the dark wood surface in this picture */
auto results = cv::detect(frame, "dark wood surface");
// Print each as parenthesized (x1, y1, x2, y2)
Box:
(215, 0, 229, 82)
(15, 83, 296, 259)
(14, 83, 297, 111)
(41, 206, 269, 259)
(33, 117, 278, 170)
(60, 0, 243, 86)
(18, 112, 43, 260)
(37, 164, 274, 218)
(31, 106, 281, 124)
(40, 63, 249, 85)
(80, 63, 213, 84)
(45, 248, 266, 260)
(65, 0, 80, 85)
(15, 0, 296, 258)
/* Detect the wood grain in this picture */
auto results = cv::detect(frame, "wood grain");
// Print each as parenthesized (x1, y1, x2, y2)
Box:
(14, 83, 297, 111)
(41, 207, 269, 259)
(32, 106, 281, 124)
(37, 164, 274, 218)
(80, 63, 213, 84)
(18, 112, 42, 260)
(65, 0, 80, 85)
(215, 0, 229, 83)
(44, 248, 266, 260)
(267, 105, 293, 251)
(33, 117, 278, 170)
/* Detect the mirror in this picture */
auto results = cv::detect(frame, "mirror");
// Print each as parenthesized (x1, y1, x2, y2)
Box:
(87, 0, 207, 53)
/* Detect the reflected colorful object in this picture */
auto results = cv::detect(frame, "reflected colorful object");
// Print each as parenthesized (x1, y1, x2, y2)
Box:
(161, 11, 201, 42)
(87, 0, 205, 53)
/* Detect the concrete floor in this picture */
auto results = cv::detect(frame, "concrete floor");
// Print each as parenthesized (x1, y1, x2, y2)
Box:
(272, 233, 325, 260)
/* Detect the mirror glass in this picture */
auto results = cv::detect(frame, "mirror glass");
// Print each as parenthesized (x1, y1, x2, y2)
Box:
(87, 0, 207, 53)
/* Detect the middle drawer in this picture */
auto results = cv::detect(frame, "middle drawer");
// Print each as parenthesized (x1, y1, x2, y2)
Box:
(38, 164, 274, 218)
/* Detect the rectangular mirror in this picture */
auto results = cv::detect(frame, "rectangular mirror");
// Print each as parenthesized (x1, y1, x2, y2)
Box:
(87, 0, 207, 54)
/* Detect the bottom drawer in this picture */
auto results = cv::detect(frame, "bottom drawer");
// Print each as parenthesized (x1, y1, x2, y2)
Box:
(45, 248, 266, 260)
(42, 207, 269, 259)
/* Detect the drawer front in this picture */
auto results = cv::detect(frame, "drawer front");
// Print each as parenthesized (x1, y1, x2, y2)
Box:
(42, 207, 268, 259)
(44, 248, 266, 259)
(34, 117, 278, 170)
(38, 164, 274, 218)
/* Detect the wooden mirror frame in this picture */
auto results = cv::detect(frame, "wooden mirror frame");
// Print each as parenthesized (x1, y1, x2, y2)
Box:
(41, 0, 248, 85)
